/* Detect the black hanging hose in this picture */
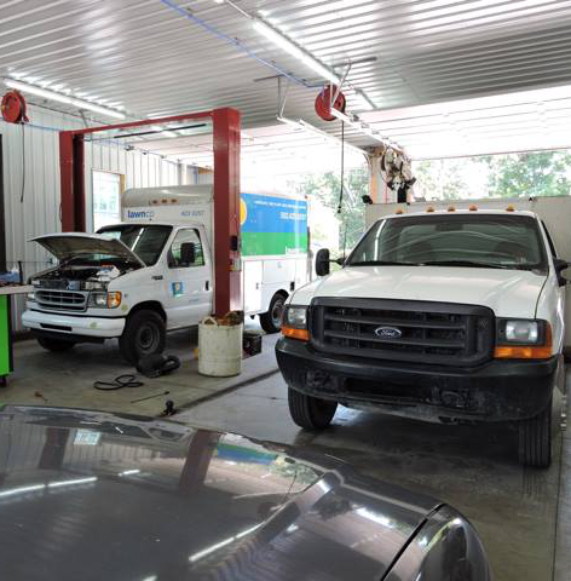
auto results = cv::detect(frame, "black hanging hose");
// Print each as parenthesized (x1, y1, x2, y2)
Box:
(93, 374, 144, 391)
(20, 123, 26, 204)
(337, 121, 345, 214)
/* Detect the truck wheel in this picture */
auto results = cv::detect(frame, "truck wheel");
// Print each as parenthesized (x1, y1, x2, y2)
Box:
(119, 310, 166, 365)
(518, 397, 552, 468)
(288, 388, 338, 430)
(260, 293, 286, 334)
(37, 336, 76, 352)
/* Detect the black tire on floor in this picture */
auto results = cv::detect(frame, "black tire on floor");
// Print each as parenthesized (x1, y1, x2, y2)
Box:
(37, 336, 76, 352)
(288, 387, 338, 430)
(518, 397, 552, 468)
(119, 309, 166, 365)
(260, 293, 287, 334)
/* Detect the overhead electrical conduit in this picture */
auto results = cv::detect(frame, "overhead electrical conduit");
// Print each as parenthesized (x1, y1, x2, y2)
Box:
(158, 0, 311, 89)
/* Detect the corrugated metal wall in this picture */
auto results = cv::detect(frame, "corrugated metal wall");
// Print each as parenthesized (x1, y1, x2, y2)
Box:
(0, 105, 192, 330)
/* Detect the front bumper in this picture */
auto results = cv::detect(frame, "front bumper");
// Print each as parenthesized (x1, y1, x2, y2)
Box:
(22, 309, 125, 339)
(276, 338, 559, 422)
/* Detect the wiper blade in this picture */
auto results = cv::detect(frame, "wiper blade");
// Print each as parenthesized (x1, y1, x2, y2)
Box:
(420, 260, 508, 269)
(349, 261, 416, 267)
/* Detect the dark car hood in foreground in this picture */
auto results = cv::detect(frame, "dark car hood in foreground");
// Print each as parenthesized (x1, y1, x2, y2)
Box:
(0, 406, 491, 581)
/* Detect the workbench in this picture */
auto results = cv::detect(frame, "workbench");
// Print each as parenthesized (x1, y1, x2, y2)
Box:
(0, 285, 33, 386)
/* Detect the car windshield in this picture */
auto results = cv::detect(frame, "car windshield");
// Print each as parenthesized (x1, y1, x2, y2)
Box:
(97, 225, 172, 266)
(347, 214, 548, 272)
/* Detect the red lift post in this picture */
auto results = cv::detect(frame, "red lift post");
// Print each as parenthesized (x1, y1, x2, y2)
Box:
(59, 108, 242, 316)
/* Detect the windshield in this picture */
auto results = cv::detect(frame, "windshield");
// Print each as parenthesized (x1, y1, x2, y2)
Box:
(97, 225, 172, 266)
(347, 214, 548, 272)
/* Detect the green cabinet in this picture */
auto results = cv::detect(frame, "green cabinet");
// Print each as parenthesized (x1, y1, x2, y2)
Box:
(0, 295, 12, 382)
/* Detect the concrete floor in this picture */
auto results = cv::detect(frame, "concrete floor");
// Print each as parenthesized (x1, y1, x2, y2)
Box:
(4, 330, 570, 581)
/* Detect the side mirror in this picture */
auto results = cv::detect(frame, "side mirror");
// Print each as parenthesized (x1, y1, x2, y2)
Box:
(315, 248, 331, 277)
(553, 258, 571, 286)
(180, 242, 196, 267)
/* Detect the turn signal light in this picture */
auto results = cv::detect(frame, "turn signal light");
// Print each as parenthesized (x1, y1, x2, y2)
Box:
(494, 345, 552, 360)
(107, 292, 122, 309)
(282, 326, 309, 341)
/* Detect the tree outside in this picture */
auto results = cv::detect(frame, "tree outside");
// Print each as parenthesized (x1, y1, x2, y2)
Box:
(292, 167, 368, 253)
(413, 150, 571, 200)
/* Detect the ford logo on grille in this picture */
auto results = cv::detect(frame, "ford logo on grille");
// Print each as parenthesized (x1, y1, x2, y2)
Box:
(375, 326, 403, 339)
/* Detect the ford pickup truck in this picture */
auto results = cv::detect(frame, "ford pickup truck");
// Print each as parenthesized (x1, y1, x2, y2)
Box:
(276, 208, 569, 467)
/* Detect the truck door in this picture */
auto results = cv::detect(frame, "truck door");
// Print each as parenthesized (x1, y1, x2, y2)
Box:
(164, 227, 212, 328)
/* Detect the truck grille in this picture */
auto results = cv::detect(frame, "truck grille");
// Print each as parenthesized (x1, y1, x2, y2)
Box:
(35, 290, 88, 312)
(310, 298, 494, 367)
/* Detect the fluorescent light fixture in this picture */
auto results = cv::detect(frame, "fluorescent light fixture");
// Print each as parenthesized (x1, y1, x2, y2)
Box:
(4, 78, 126, 120)
(330, 107, 400, 149)
(253, 19, 340, 84)
(277, 115, 368, 157)
(5, 78, 72, 105)
(70, 99, 125, 120)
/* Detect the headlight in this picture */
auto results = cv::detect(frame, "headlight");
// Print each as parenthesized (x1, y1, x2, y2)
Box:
(284, 306, 307, 329)
(495, 319, 552, 359)
(89, 291, 122, 309)
(27, 292, 35, 302)
(282, 305, 309, 341)
(497, 319, 543, 345)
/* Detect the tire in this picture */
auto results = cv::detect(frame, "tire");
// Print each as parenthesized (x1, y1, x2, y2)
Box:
(37, 336, 76, 352)
(119, 310, 166, 365)
(288, 387, 338, 430)
(518, 397, 552, 468)
(260, 293, 286, 334)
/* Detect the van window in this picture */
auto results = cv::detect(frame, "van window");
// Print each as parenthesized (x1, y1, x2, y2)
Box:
(170, 229, 205, 268)
(348, 214, 548, 273)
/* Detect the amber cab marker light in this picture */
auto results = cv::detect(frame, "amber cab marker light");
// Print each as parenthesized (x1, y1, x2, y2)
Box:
(282, 326, 309, 341)
(469, 204, 478, 211)
(494, 324, 552, 360)
(506, 205, 515, 212)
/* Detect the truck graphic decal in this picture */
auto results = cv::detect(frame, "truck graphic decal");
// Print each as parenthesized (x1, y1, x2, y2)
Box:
(240, 193, 308, 257)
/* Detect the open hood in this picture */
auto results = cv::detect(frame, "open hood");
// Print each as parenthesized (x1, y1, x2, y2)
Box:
(31, 233, 145, 267)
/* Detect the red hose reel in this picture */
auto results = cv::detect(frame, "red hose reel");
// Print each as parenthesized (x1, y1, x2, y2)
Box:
(1, 90, 29, 124)
(315, 84, 346, 121)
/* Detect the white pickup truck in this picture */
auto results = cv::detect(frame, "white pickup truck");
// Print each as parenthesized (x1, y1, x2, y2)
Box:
(23, 187, 309, 364)
(276, 205, 569, 467)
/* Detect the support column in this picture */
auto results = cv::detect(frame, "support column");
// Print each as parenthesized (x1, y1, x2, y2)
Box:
(212, 108, 242, 316)
(59, 132, 86, 232)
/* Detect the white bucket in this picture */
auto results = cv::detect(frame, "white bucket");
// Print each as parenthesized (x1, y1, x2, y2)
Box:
(198, 317, 243, 377)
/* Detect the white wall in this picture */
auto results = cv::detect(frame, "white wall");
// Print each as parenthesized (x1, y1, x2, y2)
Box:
(0, 105, 193, 330)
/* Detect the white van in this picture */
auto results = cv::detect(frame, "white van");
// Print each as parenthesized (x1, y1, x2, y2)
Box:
(276, 204, 569, 467)
(23, 186, 309, 364)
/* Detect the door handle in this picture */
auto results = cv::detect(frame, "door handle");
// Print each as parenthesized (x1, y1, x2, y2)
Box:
(152, 275, 164, 281)
(205, 281, 210, 291)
